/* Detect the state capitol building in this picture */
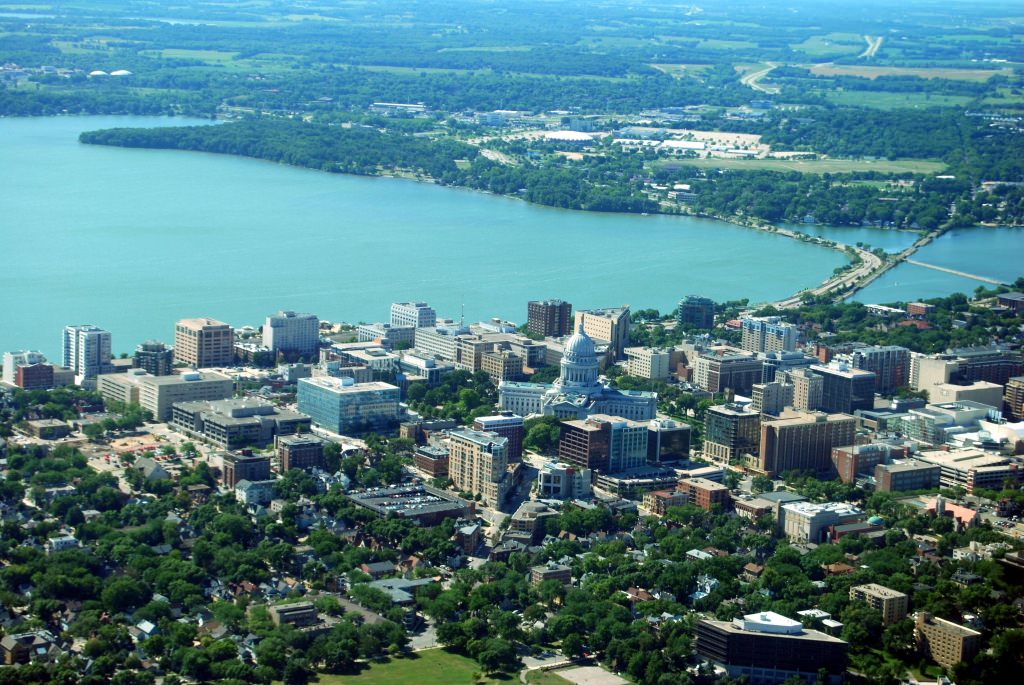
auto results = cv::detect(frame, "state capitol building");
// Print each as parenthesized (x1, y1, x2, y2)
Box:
(498, 323, 657, 421)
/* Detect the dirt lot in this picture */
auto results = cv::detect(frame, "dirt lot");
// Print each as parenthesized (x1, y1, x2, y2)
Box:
(556, 666, 629, 685)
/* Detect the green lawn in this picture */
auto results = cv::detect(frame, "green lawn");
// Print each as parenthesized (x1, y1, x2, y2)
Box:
(310, 649, 516, 685)
(656, 157, 946, 175)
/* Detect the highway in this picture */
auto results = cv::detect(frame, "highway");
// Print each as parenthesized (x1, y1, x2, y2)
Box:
(760, 227, 883, 309)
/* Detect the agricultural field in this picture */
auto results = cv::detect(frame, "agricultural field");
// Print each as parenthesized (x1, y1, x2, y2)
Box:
(807, 64, 1014, 81)
(790, 33, 867, 58)
(823, 90, 974, 109)
(141, 48, 240, 64)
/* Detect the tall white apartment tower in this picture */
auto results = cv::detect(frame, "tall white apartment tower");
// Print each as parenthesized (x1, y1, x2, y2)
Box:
(63, 325, 113, 385)
(390, 302, 437, 329)
(263, 310, 320, 358)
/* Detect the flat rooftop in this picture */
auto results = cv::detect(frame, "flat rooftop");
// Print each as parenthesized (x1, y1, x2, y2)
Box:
(701, 618, 846, 644)
(851, 583, 907, 599)
(348, 484, 469, 519)
(916, 448, 1009, 470)
(766, 410, 856, 426)
(299, 378, 398, 394)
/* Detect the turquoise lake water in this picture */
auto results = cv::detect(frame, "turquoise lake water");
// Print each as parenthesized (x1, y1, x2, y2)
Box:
(1, 115, 1018, 358)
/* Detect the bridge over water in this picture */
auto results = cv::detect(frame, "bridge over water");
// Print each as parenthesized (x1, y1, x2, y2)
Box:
(904, 259, 1008, 286)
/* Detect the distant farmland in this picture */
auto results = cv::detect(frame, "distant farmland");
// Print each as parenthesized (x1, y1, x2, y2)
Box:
(807, 64, 1013, 81)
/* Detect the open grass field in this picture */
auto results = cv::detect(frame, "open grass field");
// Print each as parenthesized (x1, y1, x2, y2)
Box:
(808, 64, 1012, 81)
(307, 649, 515, 685)
(790, 33, 866, 58)
(822, 90, 973, 109)
(657, 157, 946, 174)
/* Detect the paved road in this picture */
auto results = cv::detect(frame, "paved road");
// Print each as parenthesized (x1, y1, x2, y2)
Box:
(740, 62, 779, 94)
(761, 228, 883, 309)
(860, 35, 883, 58)
(409, 619, 439, 651)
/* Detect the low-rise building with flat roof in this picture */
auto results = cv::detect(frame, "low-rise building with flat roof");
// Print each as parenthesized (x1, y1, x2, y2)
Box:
(277, 434, 324, 471)
(695, 611, 848, 685)
(531, 562, 572, 586)
(644, 489, 688, 516)
(678, 477, 730, 511)
(222, 453, 272, 488)
(914, 447, 1021, 493)
(347, 484, 472, 525)
(413, 444, 449, 477)
(875, 460, 941, 492)
(98, 368, 234, 421)
(537, 462, 592, 499)
(781, 501, 863, 543)
(171, 397, 309, 449)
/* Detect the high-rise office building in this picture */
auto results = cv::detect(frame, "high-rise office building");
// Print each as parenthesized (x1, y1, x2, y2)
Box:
(624, 346, 672, 380)
(758, 410, 857, 478)
(558, 414, 648, 473)
(741, 317, 797, 354)
(527, 299, 572, 338)
(296, 376, 400, 436)
(810, 363, 876, 414)
(647, 418, 691, 462)
(677, 295, 715, 330)
(787, 368, 824, 411)
(1005, 376, 1024, 422)
(174, 318, 234, 368)
(133, 340, 174, 376)
(752, 381, 793, 417)
(473, 412, 525, 462)
(703, 403, 761, 465)
(390, 302, 437, 329)
(448, 429, 510, 506)
(849, 345, 911, 395)
(760, 350, 816, 383)
(62, 325, 113, 384)
(693, 351, 763, 395)
(263, 310, 320, 358)
(575, 306, 630, 360)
